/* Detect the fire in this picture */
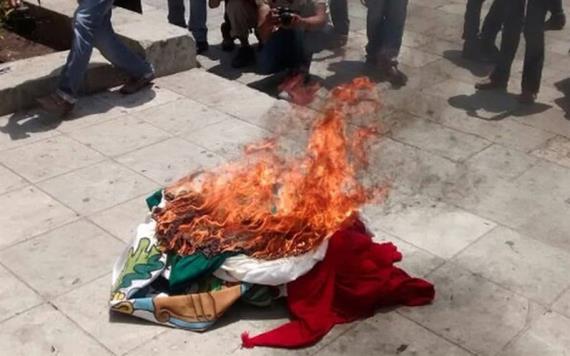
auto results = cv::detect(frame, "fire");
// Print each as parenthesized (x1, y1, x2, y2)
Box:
(153, 77, 386, 260)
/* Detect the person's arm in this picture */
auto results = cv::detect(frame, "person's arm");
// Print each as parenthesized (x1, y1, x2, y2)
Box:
(257, 3, 277, 43)
(288, 3, 327, 30)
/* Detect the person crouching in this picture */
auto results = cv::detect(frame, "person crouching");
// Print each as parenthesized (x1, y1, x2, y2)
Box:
(226, 0, 327, 79)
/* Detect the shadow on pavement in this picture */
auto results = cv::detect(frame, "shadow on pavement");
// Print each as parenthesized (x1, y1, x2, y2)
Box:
(442, 49, 493, 78)
(0, 87, 157, 141)
(553, 77, 570, 119)
(448, 89, 551, 121)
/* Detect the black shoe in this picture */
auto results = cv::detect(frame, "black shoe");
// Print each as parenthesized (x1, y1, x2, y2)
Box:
(231, 46, 255, 68)
(518, 91, 537, 104)
(196, 41, 209, 54)
(462, 40, 480, 60)
(221, 22, 235, 52)
(545, 13, 566, 31)
(475, 78, 508, 91)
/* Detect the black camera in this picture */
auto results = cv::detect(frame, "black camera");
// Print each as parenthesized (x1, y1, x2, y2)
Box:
(275, 6, 299, 26)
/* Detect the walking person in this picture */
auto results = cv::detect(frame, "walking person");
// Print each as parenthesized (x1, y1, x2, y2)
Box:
(36, 0, 155, 116)
(365, 0, 409, 86)
(168, 0, 209, 53)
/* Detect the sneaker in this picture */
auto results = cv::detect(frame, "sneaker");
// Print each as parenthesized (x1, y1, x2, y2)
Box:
(37, 93, 74, 117)
(196, 41, 209, 54)
(119, 72, 155, 95)
(518, 91, 537, 104)
(221, 22, 235, 52)
(475, 78, 507, 91)
(231, 46, 255, 68)
(545, 13, 566, 31)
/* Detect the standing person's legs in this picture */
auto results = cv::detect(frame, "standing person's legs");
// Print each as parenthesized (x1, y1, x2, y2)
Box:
(477, 0, 524, 89)
(545, 0, 566, 30)
(521, 0, 549, 102)
(226, 0, 257, 67)
(93, 11, 154, 81)
(479, 0, 504, 48)
(374, 0, 408, 85)
(190, 0, 209, 52)
(330, 0, 349, 42)
(168, 0, 186, 28)
(365, 0, 387, 63)
(463, 0, 485, 41)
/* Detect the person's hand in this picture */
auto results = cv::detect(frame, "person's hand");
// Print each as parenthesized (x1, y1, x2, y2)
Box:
(7, 0, 23, 8)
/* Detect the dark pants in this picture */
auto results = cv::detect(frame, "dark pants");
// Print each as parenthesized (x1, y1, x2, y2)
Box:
(258, 29, 312, 74)
(366, 0, 408, 62)
(463, 0, 505, 44)
(522, 0, 549, 94)
(114, 0, 142, 13)
(550, 0, 564, 14)
(330, 0, 349, 36)
(489, 0, 525, 85)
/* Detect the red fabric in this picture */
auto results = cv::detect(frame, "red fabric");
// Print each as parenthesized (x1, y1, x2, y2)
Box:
(241, 220, 435, 349)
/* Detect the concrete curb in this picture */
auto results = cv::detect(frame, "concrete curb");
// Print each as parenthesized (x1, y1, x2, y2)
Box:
(0, 4, 196, 115)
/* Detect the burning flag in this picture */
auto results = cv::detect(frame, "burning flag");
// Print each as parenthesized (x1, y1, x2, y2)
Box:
(153, 77, 387, 260)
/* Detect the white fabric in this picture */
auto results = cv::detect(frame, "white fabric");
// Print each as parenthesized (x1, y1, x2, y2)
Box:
(213, 240, 328, 286)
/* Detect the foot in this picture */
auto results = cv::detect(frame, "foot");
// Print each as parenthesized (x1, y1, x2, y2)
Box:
(518, 91, 537, 104)
(545, 13, 566, 31)
(196, 41, 209, 54)
(475, 78, 507, 91)
(231, 46, 255, 68)
(119, 72, 155, 95)
(37, 93, 74, 117)
(221, 22, 235, 52)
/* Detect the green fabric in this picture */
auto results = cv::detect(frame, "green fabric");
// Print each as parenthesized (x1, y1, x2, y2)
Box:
(169, 252, 235, 294)
(146, 190, 163, 211)
(241, 285, 275, 307)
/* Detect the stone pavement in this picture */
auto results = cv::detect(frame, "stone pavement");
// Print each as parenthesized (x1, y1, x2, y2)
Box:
(2, 0, 570, 355)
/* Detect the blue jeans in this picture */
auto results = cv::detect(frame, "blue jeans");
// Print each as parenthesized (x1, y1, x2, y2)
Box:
(167, 0, 208, 43)
(58, 0, 153, 102)
(365, 0, 408, 62)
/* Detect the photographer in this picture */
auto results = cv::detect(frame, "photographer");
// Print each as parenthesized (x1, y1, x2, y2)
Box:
(226, 0, 327, 76)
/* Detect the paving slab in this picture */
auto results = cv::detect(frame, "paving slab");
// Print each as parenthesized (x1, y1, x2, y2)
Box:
(0, 186, 78, 250)
(54, 275, 166, 355)
(0, 164, 27, 195)
(116, 137, 224, 185)
(0, 220, 123, 299)
(0, 265, 43, 323)
(401, 263, 545, 355)
(0, 136, 105, 182)
(453, 226, 570, 305)
(68, 114, 172, 157)
(364, 192, 496, 259)
(317, 314, 471, 356)
(0, 304, 111, 355)
(37, 160, 156, 215)
(499, 312, 570, 356)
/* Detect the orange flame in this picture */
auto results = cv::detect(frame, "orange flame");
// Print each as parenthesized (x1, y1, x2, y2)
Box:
(153, 77, 387, 259)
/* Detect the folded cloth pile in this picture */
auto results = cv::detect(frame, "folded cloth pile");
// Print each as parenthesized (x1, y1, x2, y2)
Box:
(110, 190, 435, 348)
